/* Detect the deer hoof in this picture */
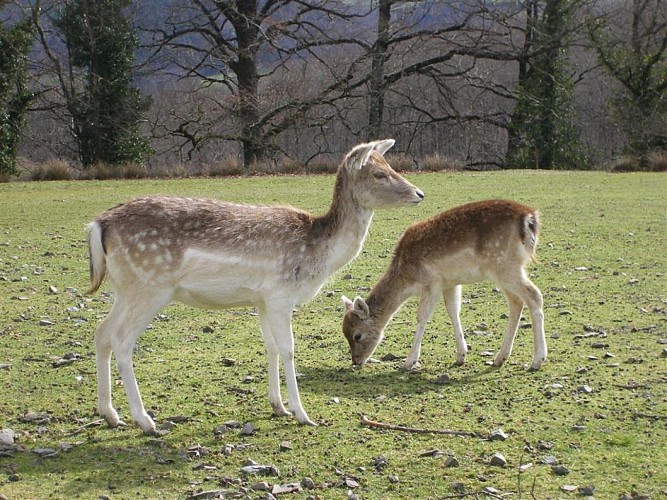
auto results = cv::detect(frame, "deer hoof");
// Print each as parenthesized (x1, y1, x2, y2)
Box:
(401, 360, 421, 372)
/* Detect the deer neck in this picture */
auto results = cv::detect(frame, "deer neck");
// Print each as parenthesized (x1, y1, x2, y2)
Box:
(366, 264, 414, 329)
(313, 170, 373, 272)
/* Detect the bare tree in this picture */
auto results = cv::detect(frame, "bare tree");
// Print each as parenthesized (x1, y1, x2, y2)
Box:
(588, 0, 667, 155)
(142, 0, 367, 167)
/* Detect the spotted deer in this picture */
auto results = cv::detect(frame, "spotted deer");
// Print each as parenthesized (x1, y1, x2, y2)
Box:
(87, 140, 424, 434)
(342, 199, 546, 372)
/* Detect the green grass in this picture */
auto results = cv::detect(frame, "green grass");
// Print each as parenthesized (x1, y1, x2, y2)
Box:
(0, 171, 665, 499)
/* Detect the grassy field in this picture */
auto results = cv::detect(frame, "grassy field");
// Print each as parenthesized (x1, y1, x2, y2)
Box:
(0, 171, 665, 499)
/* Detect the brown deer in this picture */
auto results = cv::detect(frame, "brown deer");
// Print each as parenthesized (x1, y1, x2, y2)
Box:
(342, 199, 546, 372)
(87, 140, 424, 434)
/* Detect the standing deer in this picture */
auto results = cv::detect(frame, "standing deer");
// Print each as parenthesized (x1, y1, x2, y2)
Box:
(87, 139, 424, 434)
(342, 199, 546, 372)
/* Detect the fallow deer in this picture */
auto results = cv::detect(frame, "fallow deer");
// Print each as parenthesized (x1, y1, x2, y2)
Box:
(342, 199, 546, 372)
(87, 139, 424, 434)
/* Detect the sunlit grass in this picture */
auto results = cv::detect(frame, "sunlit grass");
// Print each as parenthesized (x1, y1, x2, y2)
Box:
(0, 171, 665, 499)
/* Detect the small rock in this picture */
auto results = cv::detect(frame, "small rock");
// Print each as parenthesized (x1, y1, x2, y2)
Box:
(537, 441, 555, 450)
(542, 455, 558, 465)
(241, 464, 279, 477)
(372, 455, 388, 471)
(329, 397, 340, 404)
(160, 421, 176, 431)
(202, 325, 215, 333)
(250, 481, 270, 491)
(48, 286, 58, 294)
(451, 482, 466, 493)
(419, 449, 444, 458)
(490, 452, 507, 467)
(243, 375, 255, 384)
(343, 477, 359, 489)
(224, 420, 240, 428)
(272, 483, 301, 495)
(561, 485, 578, 492)
(240, 422, 256, 435)
(444, 456, 459, 467)
(380, 353, 399, 361)
(489, 429, 508, 441)
(387, 474, 399, 484)
(39, 319, 54, 327)
(578, 485, 595, 496)
(552, 464, 570, 476)
(578, 385, 593, 394)
(0, 363, 11, 371)
(300, 477, 315, 490)
(661, 348, 667, 358)
(483, 486, 501, 495)
(480, 350, 495, 357)
(435, 374, 451, 385)
(213, 425, 228, 435)
(0, 429, 15, 447)
(279, 440, 292, 451)
(575, 366, 588, 373)
(220, 357, 236, 366)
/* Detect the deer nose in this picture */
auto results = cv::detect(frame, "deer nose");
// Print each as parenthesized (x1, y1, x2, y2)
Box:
(416, 190, 425, 200)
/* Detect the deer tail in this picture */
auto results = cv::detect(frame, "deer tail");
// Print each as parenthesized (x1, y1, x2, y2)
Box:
(86, 221, 106, 294)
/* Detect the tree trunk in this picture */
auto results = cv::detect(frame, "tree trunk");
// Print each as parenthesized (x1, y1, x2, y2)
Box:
(232, 0, 263, 167)
(367, 0, 392, 141)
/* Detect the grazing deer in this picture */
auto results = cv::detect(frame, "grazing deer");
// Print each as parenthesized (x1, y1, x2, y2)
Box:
(87, 139, 424, 434)
(342, 199, 546, 372)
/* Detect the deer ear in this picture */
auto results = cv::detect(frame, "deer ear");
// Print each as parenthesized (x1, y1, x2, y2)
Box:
(352, 296, 370, 319)
(341, 295, 354, 311)
(371, 139, 395, 156)
(344, 143, 375, 171)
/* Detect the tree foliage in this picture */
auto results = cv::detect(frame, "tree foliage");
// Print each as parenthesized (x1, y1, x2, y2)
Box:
(16, 0, 662, 172)
(506, 0, 586, 169)
(0, 1, 33, 177)
(588, 0, 667, 155)
(53, 0, 151, 167)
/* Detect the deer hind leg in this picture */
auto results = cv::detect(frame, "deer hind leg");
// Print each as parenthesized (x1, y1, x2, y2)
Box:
(497, 271, 546, 370)
(521, 276, 546, 370)
(493, 289, 524, 368)
(443, 285, 467, 365)
(96, 292, 170, 435)
(257, 308, 289, 418)
(95, 300, 125, 429)
(259, 304, 315, 426)
(403, 285, 441, 372)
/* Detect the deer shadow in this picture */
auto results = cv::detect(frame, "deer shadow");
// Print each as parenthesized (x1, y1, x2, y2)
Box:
(297, 360, 512, 401)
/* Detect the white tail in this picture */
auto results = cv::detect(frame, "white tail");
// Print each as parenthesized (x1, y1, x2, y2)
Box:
(342, 199, 546, 372)
(87, 139, 424, 434)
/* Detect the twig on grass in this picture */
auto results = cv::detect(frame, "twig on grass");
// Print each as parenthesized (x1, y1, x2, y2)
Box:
(69, 419, 105, 436)
(359, 414, 477, 437)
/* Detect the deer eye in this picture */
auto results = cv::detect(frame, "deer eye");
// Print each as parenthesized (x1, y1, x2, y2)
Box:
(373, 170, 388, 180)
(354, 333, 362, 342)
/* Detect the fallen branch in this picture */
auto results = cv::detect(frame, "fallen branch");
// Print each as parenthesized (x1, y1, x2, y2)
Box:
(360, 414, 477, 437)
(69, 419, 105, 436)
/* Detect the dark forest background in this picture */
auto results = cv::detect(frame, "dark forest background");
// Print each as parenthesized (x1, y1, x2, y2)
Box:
(1, 0, 665, 178)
